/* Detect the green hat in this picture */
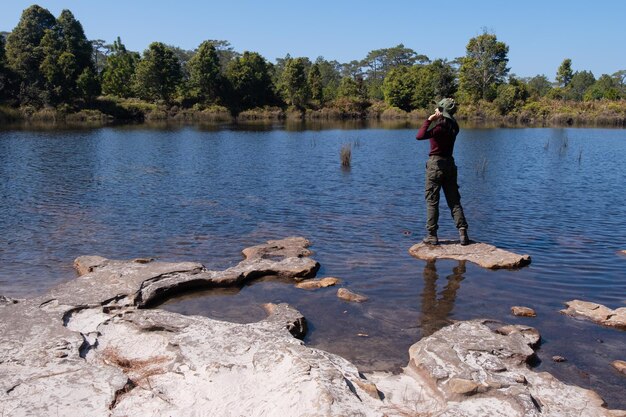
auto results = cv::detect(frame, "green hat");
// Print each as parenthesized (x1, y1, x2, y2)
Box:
(437, 98, 457, 120)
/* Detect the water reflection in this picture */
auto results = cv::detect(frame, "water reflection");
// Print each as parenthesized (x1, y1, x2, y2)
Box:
(420, 260, 466, 337)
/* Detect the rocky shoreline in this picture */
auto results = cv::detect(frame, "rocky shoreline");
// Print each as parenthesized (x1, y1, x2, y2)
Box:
(1, 237, 624, 416)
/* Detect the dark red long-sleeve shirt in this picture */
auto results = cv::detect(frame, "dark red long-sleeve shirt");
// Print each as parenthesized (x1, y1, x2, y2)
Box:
(416, 119, 459, 157)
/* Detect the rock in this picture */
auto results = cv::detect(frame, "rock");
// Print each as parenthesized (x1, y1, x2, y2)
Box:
(606, 308, 626, 329)
(73, 255, 108, 276)
(561, 300, 626, 330)
(611, 360, 626, 375)
(241, 236, 313, 260)
(1, 238, 624, 417)
(447, 377, 482, 395)
(511, 306, 537, 317)
(399, 319, 622, 416)
(495, 324, 541, 348)
(132, 257, 154, 264)
(0, 295, 19, 305)
(552, 355, 567, 362)
(353, 378, 382, 400)
(408, 241, 531, 269)
(0, 239, 375, 417)
(337, 288, 369, 303)
(295, 277, 340, 290)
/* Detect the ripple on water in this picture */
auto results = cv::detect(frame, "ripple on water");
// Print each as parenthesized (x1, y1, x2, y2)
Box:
(1, 125, 626, 408)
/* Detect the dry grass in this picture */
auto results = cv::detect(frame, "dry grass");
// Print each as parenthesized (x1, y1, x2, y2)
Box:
(381, 107, 409, 120)
(340, 143, 352, 168)
(100, 347, 170, 387)
(237, 106, 284, 121)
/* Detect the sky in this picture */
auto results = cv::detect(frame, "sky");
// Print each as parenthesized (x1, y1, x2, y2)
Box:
(2, 0, 625, 80)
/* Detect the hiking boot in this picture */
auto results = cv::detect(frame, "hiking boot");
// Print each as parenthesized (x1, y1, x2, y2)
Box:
(459, 228, 470, 246)
(423, 231, 438, 245)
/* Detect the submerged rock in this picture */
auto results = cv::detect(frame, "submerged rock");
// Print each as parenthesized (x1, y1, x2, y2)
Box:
(337, 287, 369, 303)
(612, 360, 626, 375)
(409, 240, 531, 269)
(561, 300, 626, 330)
(1, 238, 623, 417)
(511, 306, 537, 317)
(295, 277, 340, 290)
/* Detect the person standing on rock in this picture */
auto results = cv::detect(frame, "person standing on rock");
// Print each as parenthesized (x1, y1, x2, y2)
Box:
(416, 98, 469, 245)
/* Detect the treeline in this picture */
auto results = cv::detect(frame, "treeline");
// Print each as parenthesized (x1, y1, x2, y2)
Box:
(1, 4, 626, 124)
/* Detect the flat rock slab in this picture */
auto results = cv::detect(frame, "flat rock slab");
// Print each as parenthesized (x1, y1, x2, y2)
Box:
(1, 237, 623, 417)
(561, 300, 626, 330)
(409, 240, 531, 269)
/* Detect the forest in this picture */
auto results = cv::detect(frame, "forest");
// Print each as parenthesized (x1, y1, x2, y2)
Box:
(1, 4, 625, 125)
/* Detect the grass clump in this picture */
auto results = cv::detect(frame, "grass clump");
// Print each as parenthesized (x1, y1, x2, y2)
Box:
(340, 143, 352, 168)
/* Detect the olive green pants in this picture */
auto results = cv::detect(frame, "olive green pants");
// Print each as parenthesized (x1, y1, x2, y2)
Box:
(425, 156, 468, 233)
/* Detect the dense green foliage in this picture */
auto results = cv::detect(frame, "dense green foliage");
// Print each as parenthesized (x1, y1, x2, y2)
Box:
(133, 42, 182, 103)
(1, 5, 625, 122)
(4, 6, 95, 105)
(458, 32, 509, 102)
(225, 51, 276, 111)
(187, 41, 222, 104)
(556, 59, 573, 87)
(279, 57, 309, 109)
(101, 38, 139, 98)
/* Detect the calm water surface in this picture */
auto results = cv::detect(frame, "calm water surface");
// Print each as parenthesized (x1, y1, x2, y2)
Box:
(1, 122, 625, 407)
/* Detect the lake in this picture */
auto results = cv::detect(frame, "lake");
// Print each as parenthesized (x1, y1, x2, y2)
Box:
(1, 122, 625, 407)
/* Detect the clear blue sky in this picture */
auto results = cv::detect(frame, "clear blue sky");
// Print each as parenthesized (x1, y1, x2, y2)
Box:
(2, 0, 625, 80)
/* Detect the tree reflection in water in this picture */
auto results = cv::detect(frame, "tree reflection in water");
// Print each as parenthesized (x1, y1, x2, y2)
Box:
(420, 260, 466, 337)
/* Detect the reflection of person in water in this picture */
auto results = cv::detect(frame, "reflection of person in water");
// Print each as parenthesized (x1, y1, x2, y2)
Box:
(420, 260, 466, 337)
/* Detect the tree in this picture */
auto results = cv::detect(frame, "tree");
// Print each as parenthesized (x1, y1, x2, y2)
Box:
(493, 77, 529, 115)
(566, 70, 595, 101)
(101, 37, 139, 98)
(307, 63, 323, 106)
(5, 5, 56, 104)
(458, 31, 509, 102)
(526, 74, 552, 98)
(341, 60, 363, 79)
(225, 51, 276, 111)
(337, 76, 367, 100)
(36, 10, 95, 105)
(362, 44, 429, 100)
(583, 74, 621, 101)
(279, 57, 309, 109)
(90, 39, 109, 74)
(382, 60, 457, 111)
(133, 42, 183, 102)
(556, 59, 573, 88)
(382, 66, 414, 111)
(76, 66, 100, 101)
(425, 59, 458, 100)
(187, 40, 222, 103)
(56, 10, 93, 74)
(611, 70, 626, 95)
(38, 28, 73, 104)
(0, 34, 18, 102)
(205, 40, 239, 73)
(314, 57, 342, 102)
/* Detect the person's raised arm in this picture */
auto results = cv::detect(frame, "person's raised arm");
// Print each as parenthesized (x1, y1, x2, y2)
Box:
(416, 109, 442, 140)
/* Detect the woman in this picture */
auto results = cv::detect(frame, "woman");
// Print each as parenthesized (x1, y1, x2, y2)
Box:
(415, 98, 470, 245)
